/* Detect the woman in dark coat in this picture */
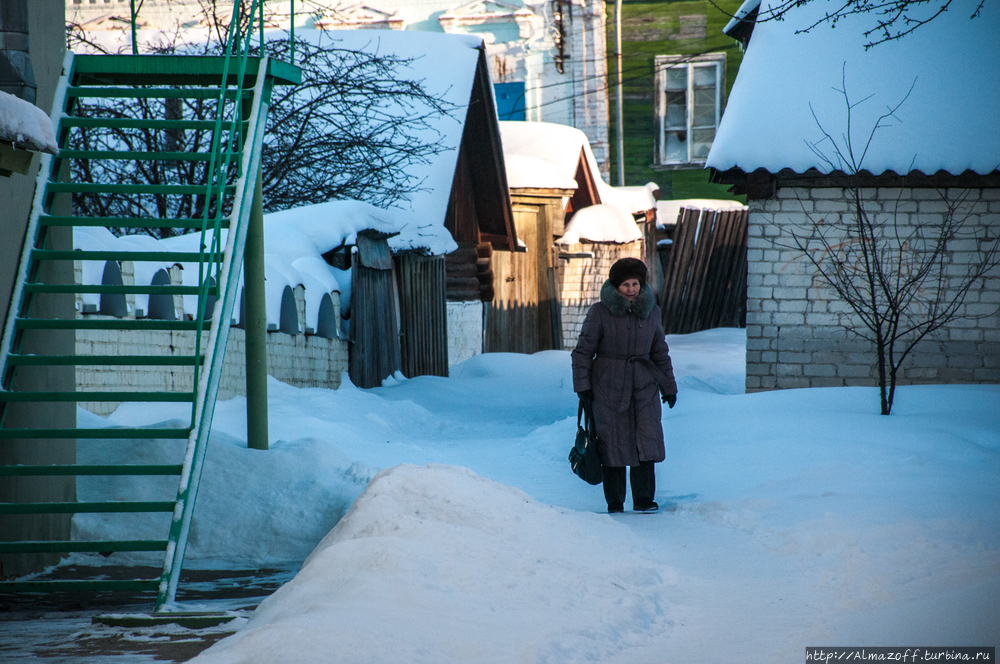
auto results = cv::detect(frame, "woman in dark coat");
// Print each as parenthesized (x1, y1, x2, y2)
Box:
(571, 258, 677, 513)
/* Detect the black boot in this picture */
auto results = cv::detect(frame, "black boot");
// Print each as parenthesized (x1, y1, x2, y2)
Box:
(630, 461, 657, 511)
(602, 466, 626, 512)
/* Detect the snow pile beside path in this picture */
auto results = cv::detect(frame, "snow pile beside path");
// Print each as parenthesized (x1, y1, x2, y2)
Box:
(191, 464, 675, 664)
(72, 405, 377, 566)
(0, 90, 58, 153)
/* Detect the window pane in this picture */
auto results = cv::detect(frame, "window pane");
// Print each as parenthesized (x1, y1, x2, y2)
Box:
(665, 130, 687, 163)
(691, 127, 715, 159)
(692, 88, 716, 127)
(665, 90, 686, 128)
(692, 63, 717, 88)
(664, 66, 687, 91)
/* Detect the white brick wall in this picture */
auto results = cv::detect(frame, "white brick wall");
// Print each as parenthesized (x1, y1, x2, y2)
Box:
(746, 187, 1000, 392)
(76, 325, 349, 416)
(557, 240, 643, 350)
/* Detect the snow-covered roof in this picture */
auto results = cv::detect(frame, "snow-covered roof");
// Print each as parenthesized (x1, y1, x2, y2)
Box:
(723, 0, 760, 36)
(0, 90, 58, 154)
(76, 27, 486, 240)
(556, 204, 642, 245)
(499, 121, 656, 214)
(707, 0, 1000, 177)
(655, 199, 747, 229)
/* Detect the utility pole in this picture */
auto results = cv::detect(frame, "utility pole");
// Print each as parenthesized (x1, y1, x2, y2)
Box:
(614, 0, 625, 186)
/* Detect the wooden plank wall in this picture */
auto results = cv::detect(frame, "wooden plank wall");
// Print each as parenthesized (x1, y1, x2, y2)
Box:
(485, 204, 553, 354)
(659, 207, 749, 334)
(349, 262, 401, 389)
(398, 253, 448, 379)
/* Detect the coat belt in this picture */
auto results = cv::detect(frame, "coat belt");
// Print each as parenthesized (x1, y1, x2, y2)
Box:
(596, 353, 668, 413)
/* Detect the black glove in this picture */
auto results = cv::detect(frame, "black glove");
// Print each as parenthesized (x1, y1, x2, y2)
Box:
(578, 389, 594, 408)
(662, 392, 676, 409)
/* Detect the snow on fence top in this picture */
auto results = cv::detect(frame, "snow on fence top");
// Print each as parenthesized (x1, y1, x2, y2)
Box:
(707, 0, 1000, 177)
(655, 199, 747, 229)
(0, 90, 58, 154)
(73, 197, 445, 331)
(499, 120, 657, 215)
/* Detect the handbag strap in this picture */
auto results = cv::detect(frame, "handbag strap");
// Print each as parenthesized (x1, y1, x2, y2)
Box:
(578, 400, 598, 438)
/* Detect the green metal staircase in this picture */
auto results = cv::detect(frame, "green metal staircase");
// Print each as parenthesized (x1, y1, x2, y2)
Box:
(0, 43, 298, 608)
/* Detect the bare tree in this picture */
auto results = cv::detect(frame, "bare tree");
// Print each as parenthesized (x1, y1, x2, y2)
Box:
(782, 73, 1000, 414)
(717, 0, 986, 48)
(65, 18, 458, 237)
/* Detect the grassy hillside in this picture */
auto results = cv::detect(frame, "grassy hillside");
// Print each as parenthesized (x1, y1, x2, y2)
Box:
(607, 0, 746, 201)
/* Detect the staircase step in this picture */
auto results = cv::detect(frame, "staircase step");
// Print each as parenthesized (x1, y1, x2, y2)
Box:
(0, 579, 160, 592)
(59, 150, 219, 162)
(67, 86, 241, 100)
(0, 428, 191, 440)
(40, 215, 230, 229)
(61, 117, 241, 131)
(15, 319, 209, 331)
(24, 284, 217, 296)
(0, 391, 195, 403)
(70, 54, 301, 88)
(0, 464, 183, 476)
(31, 250, 223, 262)
(44, 183, 236, 197)
(0, 540, 169, 554)
(7, 355, 202, 367)
(0, 501, 176, 515)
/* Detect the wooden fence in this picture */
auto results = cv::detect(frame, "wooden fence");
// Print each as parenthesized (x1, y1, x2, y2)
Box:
(659, 207, 749, 335)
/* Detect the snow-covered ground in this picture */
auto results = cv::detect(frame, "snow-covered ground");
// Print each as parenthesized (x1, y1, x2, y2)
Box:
(67, 328, 1000, 661)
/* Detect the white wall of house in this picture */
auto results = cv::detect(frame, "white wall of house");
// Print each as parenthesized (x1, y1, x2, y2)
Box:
(745, 186, 1000, 393)
(446, 300, 483, 367)
(64, 0, 611, 177)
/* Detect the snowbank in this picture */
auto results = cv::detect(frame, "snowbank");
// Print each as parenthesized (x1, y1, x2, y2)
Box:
(189, 464, 675, 664)
(0, 90, 58, 153)
(707, 0, 1000, 176)
(64, 329, 999, 659)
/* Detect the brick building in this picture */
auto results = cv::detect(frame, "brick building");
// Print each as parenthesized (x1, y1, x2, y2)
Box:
(706, 0, 1000, 393)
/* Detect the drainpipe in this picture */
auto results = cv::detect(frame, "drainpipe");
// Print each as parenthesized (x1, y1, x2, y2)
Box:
(0, 0, 36, 104)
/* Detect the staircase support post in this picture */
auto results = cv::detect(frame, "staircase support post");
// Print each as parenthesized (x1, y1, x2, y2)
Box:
(244, 171, 269, 450)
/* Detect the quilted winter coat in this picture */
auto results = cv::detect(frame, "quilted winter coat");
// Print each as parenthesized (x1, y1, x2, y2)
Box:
(571, 281, 677, 467)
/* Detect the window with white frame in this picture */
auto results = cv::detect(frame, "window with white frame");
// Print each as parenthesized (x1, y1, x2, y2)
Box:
(654, 54, 725, 168)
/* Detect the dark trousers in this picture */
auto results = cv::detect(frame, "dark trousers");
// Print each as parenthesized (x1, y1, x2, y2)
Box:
(602, 461, 656, 509)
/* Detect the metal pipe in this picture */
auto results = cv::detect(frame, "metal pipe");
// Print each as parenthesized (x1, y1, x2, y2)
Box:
(243, 171, 269, 451)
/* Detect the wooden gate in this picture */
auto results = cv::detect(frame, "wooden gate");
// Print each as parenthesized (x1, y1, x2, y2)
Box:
(349, 232, 401, 388)
(397, 253, 448, 378)
(485, 203, 554, 353)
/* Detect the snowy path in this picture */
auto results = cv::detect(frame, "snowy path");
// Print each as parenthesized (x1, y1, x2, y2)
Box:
(14, 328, 998, 662)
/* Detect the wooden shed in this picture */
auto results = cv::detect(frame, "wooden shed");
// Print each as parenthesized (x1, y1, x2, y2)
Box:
(492, 121, 657, 354)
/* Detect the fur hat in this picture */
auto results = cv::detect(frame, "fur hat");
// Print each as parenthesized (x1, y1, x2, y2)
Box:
(608, 258, 647, 288)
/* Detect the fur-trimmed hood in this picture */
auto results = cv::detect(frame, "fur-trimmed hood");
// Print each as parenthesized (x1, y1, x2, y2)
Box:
(600, 280, 655, 319)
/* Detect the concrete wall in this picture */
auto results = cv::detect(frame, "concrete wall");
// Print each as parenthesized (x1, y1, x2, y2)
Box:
(0, 0, 74, 579)
(745, 186, 1000, 392)
(557, 240, 643, 350)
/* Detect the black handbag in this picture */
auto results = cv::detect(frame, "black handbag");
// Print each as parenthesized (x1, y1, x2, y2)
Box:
(569, 402, 603, 485)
